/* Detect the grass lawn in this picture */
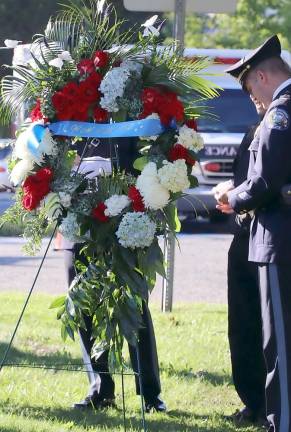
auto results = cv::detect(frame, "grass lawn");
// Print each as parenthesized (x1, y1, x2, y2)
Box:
(0, 293, 262, 432)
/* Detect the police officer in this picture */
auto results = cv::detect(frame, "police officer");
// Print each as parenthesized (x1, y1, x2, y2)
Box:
(216, 35, 291, 432)
(63, 137, 166, 413)
(214, 99, 267, 425)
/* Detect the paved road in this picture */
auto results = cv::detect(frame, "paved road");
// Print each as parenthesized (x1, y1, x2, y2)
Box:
(0, 233, 232, 304)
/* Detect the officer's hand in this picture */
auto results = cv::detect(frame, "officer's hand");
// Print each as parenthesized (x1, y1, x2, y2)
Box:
(212, 180, 234, 203)
(216, 203, 234, 214)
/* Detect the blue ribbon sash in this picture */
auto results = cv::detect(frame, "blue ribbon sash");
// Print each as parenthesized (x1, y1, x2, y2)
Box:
(48, 119, 165, 138)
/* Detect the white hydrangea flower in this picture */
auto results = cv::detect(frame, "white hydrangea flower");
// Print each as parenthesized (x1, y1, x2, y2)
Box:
(99, 66, 131, 112)
(104, 194, 130, 217)
(158, 159, 190, 193)
(59, 191, 72, 208)
(10, 159, 33, 186)
(136, 162, 170, 210)
(116, 212, 156, 249)
(139, 113, 160, 142)
(59, 212, 80, 242)
(176, 124, 204, 152)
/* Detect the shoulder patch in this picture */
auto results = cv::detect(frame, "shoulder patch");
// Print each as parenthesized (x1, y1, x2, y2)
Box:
(266, 108, 289, 130)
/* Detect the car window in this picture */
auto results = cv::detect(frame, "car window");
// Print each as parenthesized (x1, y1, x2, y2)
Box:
(197, 89, 259, 133)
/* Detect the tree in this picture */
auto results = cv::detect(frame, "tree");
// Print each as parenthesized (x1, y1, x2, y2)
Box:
(183, 0, 291, 49)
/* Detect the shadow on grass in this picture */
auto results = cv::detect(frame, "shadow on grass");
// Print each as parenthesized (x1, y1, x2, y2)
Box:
(0, 402, 256, 432)
(0, 342, 83, 371)
(160, 364, 232, 386)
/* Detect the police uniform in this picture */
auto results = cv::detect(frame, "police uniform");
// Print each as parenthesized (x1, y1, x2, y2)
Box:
(228, 123, 266, 421)
(226, 35, 291, 432)
(63, 137, 165, 411)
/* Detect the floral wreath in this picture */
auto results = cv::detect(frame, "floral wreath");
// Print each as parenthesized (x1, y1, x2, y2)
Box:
(0, 0, 217, 364)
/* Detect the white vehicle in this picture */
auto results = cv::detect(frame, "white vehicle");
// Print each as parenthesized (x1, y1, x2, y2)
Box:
(177, 47, 291, 222)
(0, 134, 13, 192)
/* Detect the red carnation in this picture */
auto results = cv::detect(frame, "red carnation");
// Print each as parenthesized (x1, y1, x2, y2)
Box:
(93, 107, 109, 122)
(169, 144, 196, 166)
(93, 50, 110, 68)
(22, 167, 54, 211)
(185, 119, 198, 131)
(79, 79, 100, 104)
(30, 99, 44, 122)
(77, 59, 95, 76)
(22, 193, 40, 211)
(92, 202, 109, 222)
(140, 87, 184, 126)
(35, 167, 54, 182)
(128, 186, 145, 212)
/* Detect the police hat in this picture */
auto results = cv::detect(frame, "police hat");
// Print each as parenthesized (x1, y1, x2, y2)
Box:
(225, 35, 281, 86)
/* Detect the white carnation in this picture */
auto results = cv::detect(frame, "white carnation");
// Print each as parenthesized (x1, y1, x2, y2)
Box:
(59, 212, 80, 242)
(10, 159, 33, 186)
(136, 162, 169, 210)
(139, 113, 160, 142)
(176, 125, 204, 152)
(14, 126, 57, 164)
(158, 159, 190, 193)
(104, 194, 130, 217)
(116, 212, 156, 249)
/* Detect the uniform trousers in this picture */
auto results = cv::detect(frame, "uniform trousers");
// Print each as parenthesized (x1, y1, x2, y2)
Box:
(64, 247, 161, 402)
(258, 263, 291, 432)
(228, 232, 266, 415)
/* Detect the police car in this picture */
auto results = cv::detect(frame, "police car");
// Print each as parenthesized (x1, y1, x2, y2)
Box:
(178, 48, 291, 222)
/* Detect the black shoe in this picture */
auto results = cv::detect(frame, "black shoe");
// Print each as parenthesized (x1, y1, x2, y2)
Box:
(225, 406, 265, 425)
(145, 396, 166, 413)
(73, 393, 116, 410)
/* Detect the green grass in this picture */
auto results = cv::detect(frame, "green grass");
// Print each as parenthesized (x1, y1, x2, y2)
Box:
(0, 293, 262, 432)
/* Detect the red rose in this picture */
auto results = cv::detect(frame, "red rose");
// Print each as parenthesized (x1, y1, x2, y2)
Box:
(22, 193, 39, 211)
(169, 144, 196, 166)
(93, 107, 109, 122)
(77, 59, 95, 76)
(128, 186, 145, 212)
(62, 82, 79, 98)
(92, 202, 109, 222)
(30, 99, 44, 122)
(93, 50, 110, 68)
(185, 119, 198, 131)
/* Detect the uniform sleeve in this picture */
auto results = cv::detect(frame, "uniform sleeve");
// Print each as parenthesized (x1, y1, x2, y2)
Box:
(228, 106, 291, 213)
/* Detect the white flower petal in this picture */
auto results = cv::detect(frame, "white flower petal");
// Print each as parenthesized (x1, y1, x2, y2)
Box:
(59, 51, 72, 61)
(97, 0, 106, 14)
(49, 57, 63, 69)
(142, 15, 158, 28)
(4, 39, 21, 48)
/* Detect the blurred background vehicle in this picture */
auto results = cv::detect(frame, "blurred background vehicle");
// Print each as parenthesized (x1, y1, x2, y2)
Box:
(177, 47, 291, 223)
(0, 124, 13, 192)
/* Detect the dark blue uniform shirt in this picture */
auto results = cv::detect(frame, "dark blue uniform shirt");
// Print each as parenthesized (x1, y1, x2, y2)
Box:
(228, 83, 291, 264)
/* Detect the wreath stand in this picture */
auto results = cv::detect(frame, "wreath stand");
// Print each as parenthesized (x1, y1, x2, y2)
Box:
(0, 138, 149, 432)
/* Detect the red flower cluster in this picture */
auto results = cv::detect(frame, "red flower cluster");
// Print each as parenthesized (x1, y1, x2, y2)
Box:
(140, 87, 185, 125)
(51, 71, 103, 122)
(22, 168, 53, 211)
(93, 106, 109, 123)
(92, 202, 109, 222)
(128, 186, 145, 212)
(168, 144, 196, 166)
(30, 99, 44, 122)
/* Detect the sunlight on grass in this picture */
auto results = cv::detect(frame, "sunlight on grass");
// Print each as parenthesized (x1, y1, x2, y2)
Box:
(0, 293, 261, 431)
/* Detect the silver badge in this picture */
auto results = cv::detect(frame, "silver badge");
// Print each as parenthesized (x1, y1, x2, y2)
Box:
(266, 108, 289, 130)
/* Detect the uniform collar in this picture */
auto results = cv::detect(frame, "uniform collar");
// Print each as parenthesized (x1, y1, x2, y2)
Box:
(272, 78, 291, 100)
